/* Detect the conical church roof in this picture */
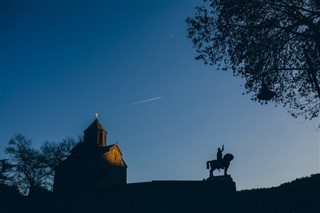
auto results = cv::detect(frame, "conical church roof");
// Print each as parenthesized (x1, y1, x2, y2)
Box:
(83, 118, 108, 146)
(84, 118, 106, 134)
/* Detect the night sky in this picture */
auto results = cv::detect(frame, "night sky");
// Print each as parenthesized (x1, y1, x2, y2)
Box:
(1, 0, 319, 190)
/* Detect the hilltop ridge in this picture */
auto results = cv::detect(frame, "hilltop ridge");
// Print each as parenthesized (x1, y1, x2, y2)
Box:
(1, 174, 320, 212)
(237, 174, 320, 213)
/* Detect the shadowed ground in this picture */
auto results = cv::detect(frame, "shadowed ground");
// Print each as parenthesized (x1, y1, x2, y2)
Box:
(2, 174, 320, 213)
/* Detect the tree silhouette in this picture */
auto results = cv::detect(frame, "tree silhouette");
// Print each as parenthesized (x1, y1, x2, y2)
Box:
(186, 0, 320, 121)
(41, 138, 77, 186)
(5, 134, 76, 195)
(6, 134, 48, 195)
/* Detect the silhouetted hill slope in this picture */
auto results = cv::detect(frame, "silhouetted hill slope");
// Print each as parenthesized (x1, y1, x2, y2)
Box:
(237, 174, 320, 213)
(1, 174, 319, 212)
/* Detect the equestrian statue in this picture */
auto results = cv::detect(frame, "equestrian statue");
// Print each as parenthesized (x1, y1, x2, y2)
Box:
(206, 145, 234, 177)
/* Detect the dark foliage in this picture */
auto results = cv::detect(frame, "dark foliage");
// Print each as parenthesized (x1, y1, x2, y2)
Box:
(41, 138, 77, 187)
(5, 134, 48, 195)
(0, 159, 13, 185)
(186, 0, 320, 121)
(4, 134, 76, 195)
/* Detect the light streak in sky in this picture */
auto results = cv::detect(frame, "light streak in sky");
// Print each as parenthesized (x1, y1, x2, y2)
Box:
(121, 96, 162, 107)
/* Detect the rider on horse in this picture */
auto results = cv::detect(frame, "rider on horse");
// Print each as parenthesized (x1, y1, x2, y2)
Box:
(217, 145, 224, 164)
(207, 145, 234, 177)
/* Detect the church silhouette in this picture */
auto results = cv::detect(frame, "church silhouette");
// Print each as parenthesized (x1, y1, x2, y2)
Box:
(53, 118, 236, 212)
(53, 118, 127, 193)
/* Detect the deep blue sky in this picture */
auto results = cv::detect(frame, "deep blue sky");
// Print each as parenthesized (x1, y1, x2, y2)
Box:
(1, 0, 319, 190)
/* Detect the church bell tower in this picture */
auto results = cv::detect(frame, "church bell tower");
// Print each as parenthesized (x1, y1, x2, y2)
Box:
(83, 118, 107, 146)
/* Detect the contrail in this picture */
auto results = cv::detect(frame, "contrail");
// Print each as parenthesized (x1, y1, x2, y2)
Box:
(121, 96, 162, 107)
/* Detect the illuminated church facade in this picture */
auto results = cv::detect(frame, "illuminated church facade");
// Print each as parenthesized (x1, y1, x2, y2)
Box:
(53, 118, 127, 193)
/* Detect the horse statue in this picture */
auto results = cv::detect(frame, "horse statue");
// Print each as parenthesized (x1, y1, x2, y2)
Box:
(206, 153, 234, 177)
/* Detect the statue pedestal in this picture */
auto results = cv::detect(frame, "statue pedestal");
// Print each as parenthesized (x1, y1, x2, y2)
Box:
(206, 174, 234, 182)
(204, 175, 236, 193)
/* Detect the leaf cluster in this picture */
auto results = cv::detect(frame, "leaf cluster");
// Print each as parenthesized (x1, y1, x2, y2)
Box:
(186, 0, 320, 120)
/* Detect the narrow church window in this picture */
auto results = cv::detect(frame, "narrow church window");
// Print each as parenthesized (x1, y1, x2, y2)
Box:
(101, 134, 106, 146)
